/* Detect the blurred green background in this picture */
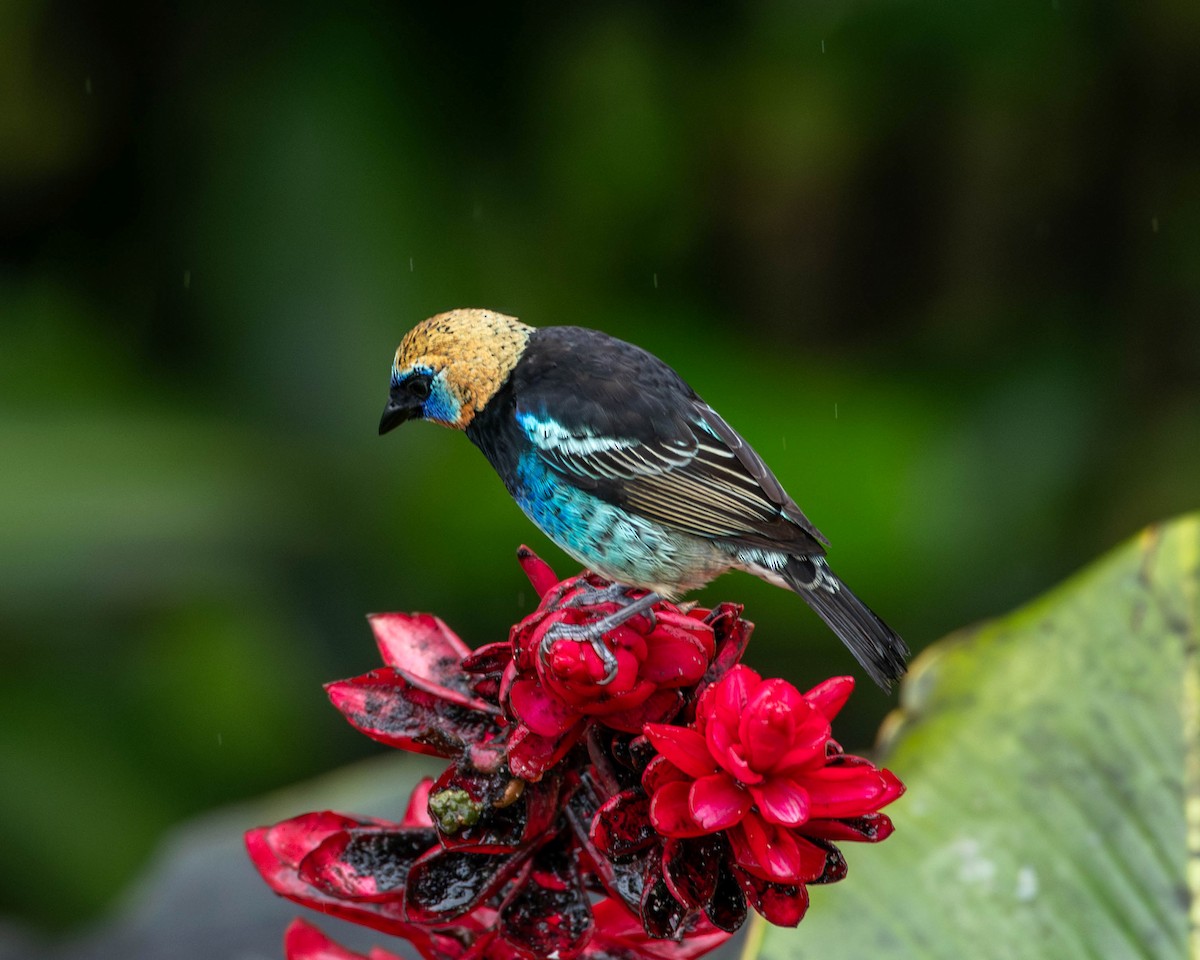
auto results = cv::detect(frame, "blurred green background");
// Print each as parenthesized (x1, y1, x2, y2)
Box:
(2, 0, 1197, 936)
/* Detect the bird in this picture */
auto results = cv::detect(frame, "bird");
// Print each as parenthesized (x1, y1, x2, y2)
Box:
(379, 308, 908, 690)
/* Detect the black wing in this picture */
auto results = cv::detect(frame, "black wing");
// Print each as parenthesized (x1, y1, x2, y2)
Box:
(511, 327, 827, 554)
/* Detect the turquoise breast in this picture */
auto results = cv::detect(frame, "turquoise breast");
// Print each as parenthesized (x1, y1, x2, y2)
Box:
(511, 452, 725, 594)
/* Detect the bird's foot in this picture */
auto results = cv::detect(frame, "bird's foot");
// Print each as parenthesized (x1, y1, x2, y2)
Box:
(559, 580, 633, 609)
(559, 580, 659, 634)
(539, 590, 661, 686)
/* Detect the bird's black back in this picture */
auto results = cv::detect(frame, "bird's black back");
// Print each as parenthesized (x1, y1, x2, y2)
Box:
(487, 326, 827, 557)
(514, 326, 697, 442)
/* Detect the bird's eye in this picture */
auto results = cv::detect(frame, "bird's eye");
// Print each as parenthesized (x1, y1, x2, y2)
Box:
(407, 377, 432, 400)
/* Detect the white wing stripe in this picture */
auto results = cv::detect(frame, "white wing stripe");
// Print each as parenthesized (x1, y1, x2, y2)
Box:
(625, 488, 744, 535)
(667, 468, 772, 511)
(523, 405, 790, 536)
(694, 452, 769, 489)
(640, 471, 775, 519)
(695, 441, 736, 458)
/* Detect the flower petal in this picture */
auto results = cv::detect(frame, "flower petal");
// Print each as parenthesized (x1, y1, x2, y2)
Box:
(803, 675, 855, 720)
(688, 773, 751, 831)
(499, 843, 593, 960)
(878, 768, 906, 806)
(640, 868, 687, 940)
(641, 755, 690, 794)
(657, 607, 717, 653)
(326, 670, 500, 757)
(404, 848, 525, 923)
(284, 919, 360, 960)
(649, 781, 710, 838)
(299, 828, 435, 900)
(284, 918, 409, 960)
(643, 724, 719, 779)
(731, 867, 810, 927)
(771, 731, 835, 775)
(662, 834, 723, 909)
(705, 718, 760, 785)
(709, 665, 760, 729)
(368, 613, 471, 688)
(591, 789, 658, 861)
(516, 546, 560, 597)
(543, 637, 640, 698)
(703, 858, 749, 934)
(505, 721, 585, 783)
(750, 775, 810, 827)
(401, 778, 435, 828)
(730, 814, 828, 884)
(559, 678, 656, 717)
(508, 677, 575, 737)
(810, 843, 848, 884)
(739, 679, 805, 772)
(247, 811, 377, 875)
(564, 781, 651, 919)
(244, 816, 416, 937)
(459, 641, 512, 676)
(639, 628, 711, 686)
(804, 764, 898, 818)
(604, 689, 684, 734)
(801, 812, 895, 843)
(704, 603, 753, 680)
(702, 666, 763, 784)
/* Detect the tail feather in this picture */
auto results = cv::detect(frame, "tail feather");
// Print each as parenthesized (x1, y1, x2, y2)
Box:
(782, 556, 909, 690)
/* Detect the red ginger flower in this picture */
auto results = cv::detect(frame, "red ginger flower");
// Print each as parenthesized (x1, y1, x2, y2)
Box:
(248, 555, 742, 959)
(248, 606, 591, 959)
(609, 665, 903, 925)
(246, 548, 901, 957)
(467, 547, 750, 783)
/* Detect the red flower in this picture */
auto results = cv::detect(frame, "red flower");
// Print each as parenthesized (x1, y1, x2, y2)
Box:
(466, 547, 751, 782)
(247, 548, 899, 956)
(324, 611, 506, 766)
(247, 787, 591, 960)
(247, 567, 734, 960)
(618, 665, 903, 925)
(513, 551, 717, 717)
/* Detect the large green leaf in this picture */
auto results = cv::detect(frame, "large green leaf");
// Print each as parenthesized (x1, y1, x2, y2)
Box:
(754, 514, 1199, 959)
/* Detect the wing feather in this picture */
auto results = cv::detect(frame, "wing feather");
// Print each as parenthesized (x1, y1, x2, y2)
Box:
(516, 397, 826, 551)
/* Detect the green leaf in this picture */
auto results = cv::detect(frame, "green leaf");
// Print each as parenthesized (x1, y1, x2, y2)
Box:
(754, 513, 1200, 959)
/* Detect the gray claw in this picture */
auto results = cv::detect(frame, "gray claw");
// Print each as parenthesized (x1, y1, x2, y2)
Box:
(536, 589, 660, 688)
(594, 639, 620, 685)
(539, 619, 621, 685)
(560, 581, 630, 609)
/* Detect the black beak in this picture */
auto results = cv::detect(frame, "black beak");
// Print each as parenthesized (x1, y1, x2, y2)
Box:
(379, 397, 418, 435)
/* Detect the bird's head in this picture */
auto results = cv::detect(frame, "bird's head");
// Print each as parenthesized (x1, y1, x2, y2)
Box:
(379, 308, 533, 433)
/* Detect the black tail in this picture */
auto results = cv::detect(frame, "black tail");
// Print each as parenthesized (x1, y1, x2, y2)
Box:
(782, 556, 909, 690)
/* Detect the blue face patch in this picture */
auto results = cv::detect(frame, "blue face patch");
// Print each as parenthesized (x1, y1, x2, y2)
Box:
(423, 374, 461, 425)
(393, 364, 461, 426)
